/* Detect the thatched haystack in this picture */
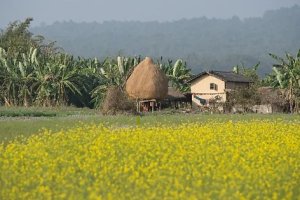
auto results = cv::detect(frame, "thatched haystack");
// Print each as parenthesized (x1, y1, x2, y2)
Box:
(126, 57, 168, 100)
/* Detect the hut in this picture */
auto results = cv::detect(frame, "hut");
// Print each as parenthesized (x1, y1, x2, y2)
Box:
(126, 57, 168, 112)
(162, 87, 190, 109)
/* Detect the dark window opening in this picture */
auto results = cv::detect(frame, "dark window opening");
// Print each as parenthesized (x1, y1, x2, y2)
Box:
(210, 83, 218, 91)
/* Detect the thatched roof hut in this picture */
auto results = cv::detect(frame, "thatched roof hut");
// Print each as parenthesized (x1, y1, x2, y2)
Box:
(126, 57, 168, 100)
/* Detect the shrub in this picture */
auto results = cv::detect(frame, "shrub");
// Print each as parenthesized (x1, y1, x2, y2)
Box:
(101, 86, 135, 115)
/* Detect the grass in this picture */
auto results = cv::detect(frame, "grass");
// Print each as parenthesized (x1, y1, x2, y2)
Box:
(0, 106, 98, 117)
(0, 106, 299, 143)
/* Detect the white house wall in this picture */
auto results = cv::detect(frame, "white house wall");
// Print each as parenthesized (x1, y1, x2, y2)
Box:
(190, 74, 226, 106)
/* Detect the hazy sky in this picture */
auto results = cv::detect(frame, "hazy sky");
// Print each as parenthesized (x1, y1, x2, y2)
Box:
(0, 0, 299, 27)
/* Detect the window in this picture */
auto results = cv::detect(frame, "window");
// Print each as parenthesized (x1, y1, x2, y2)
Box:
(210, 83, 218, 91)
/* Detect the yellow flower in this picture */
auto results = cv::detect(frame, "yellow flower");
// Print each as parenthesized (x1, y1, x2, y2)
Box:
(0, 120, 299, 199)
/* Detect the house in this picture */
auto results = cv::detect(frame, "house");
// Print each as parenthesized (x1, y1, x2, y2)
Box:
(187, 71, 252, 106)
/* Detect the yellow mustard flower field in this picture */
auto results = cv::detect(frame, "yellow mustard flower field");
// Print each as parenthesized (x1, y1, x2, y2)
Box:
(0, 119, 300, 199)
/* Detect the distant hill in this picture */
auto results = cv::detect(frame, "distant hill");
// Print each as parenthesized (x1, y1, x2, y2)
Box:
(31, 5, 300, 75)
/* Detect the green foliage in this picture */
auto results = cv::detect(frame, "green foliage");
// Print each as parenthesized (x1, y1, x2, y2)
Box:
(0, 18, 83, 107)
(0, 110, 57, 117)
(0, 18, 46, 59)
(232, 62, 260, 84)
(266, 49, 300, 113)
(0, 47, 85, 107)
(228, 63, 262, 112)
(0, 46, 37, 106)
(0, 19, 193, 109)
(226, 85, 261, 112)
(91, 56, 140, 108)
(159, 58, 192, 92)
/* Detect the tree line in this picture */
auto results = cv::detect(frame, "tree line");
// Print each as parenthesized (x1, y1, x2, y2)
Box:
(30, 5, 300, 76)
(1, 18, 299, 113)
(0, 18, 192, 109)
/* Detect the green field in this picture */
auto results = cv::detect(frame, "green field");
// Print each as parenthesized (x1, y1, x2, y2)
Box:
(0, 107, 299, 142)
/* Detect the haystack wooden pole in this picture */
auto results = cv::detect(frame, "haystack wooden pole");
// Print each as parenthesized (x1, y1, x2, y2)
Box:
(152, 101, 154, 113)
(136, 99, 140, 112)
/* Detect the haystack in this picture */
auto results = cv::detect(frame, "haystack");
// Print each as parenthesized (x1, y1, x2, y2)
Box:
(126, 57, 168, 100)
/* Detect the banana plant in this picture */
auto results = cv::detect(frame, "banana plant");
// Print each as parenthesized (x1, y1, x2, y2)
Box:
(159, 58, 192, 92)
(91, 56, 140, 108)
(232, 62, 260, 83)
(33, 53, 83, 106)
(269, 49, 300, 113)
(0, 47, 37, 106)
(17, 48, 38, 107)
(0, 50, 19, 106)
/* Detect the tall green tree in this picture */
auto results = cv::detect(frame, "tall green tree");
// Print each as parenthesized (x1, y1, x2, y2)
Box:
(0, 18, 44, 59)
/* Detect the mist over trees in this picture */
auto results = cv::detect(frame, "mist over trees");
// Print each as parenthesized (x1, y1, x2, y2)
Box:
(27, 6, 300, 76)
